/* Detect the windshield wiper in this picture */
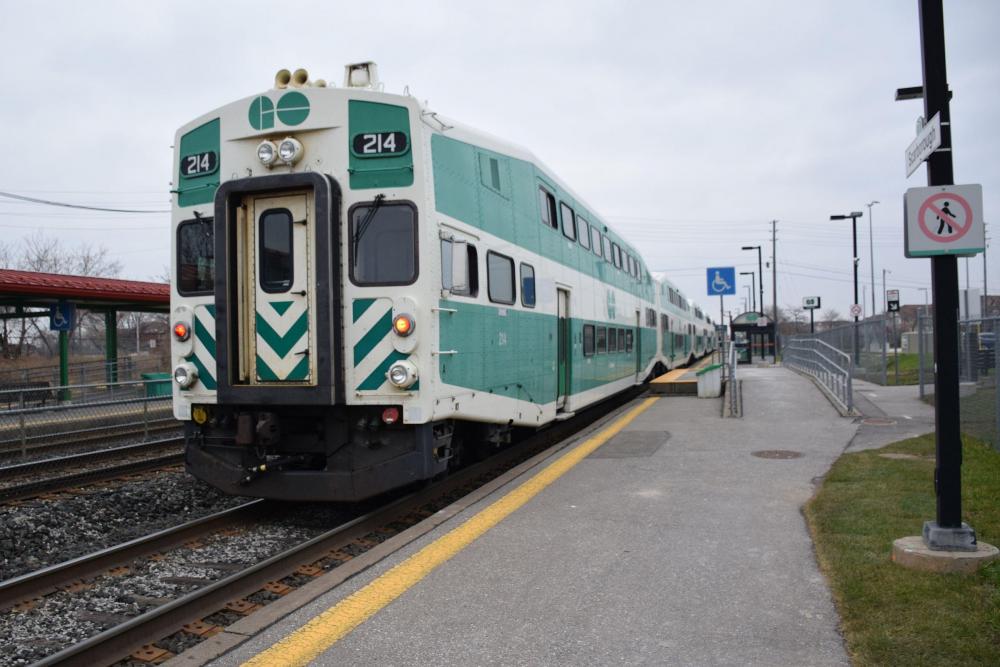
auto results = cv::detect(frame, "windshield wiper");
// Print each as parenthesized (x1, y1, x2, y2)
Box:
(353, 193, 386, 256)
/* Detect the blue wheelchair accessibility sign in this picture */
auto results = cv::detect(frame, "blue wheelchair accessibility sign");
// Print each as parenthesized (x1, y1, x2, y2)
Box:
(706, 267, 736, 296)
(49, 303, 76, 332)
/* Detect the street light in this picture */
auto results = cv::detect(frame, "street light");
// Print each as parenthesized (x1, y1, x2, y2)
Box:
(743, 285, 752, 312)
(830, 212, 864, 321)
(741, 245, 764, 317)
(867, 201, 879, 314)
(740, 271, 756, 311)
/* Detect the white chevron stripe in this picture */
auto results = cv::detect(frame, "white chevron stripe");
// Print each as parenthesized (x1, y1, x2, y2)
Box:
(354, 335, 395, 389)
(350, 298, 392, 347)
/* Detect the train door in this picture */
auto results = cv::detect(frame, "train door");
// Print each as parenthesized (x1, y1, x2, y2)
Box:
(557, 288, 570, 409)
(239, 192, 314, 384)
(635, 310, 642, 380)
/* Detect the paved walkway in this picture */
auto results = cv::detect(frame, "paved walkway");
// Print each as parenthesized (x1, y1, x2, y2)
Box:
(205, 368, 934, 666)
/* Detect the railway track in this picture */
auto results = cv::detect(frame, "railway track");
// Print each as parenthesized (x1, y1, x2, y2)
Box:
(0, 419, 181, 462)
(3, 389, 642, 666)
(0, 437, 184, 503)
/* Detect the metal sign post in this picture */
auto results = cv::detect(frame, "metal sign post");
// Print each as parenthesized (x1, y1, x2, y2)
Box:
(903, 0, 977, 551)
(803, 296, 820, 334)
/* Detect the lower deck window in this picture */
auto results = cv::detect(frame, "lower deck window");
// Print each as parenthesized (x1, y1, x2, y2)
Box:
(351, 201, 417, 285)
(583, 324, 595, 356)
(487, 251, 515, 304)
(596, 326, 607, 353)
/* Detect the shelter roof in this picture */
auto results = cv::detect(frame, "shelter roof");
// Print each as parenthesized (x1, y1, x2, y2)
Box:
(0, 269, 169, 312)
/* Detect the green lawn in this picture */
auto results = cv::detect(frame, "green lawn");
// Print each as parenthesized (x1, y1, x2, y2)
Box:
(805, 433, 1000, 665)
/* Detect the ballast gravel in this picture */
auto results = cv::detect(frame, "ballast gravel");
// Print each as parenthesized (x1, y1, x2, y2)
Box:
(0, 479, 360, 666)
(0, 470, 245, 581)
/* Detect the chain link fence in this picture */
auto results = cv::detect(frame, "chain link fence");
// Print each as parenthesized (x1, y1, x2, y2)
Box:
(0, 378, 178, 460)
(787, 318, 890, 385)
(916, 314, 999, 450)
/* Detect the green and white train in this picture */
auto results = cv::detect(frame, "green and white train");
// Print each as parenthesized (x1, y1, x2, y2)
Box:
(170, 63, 716, 501)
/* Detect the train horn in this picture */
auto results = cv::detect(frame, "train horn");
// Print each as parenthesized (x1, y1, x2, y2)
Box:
(274, 69, 291, 89)
(291, 68, 309, 88)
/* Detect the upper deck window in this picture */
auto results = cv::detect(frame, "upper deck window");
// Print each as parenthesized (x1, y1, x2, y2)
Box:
(578, 217, 591, 250)
(560, 202, 576, 241)
(177, 217, 214, 295)
(539, 188, 557, 229)
(350, 200, 417, 286)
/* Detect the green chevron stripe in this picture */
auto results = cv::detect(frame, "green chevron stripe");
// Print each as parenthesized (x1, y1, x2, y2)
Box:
(353, 298, 376, 323)
(190, 354, 217, 390)
(270, 300, 293, 316)
(256, 355, 279, 382)
(255, 311, 308, 358)
(354, 309, 392, 366)
(357, 349, 409, 391)
(205, 304, 216, 317)
(195, 317, 216, 359)
(285, 354, 310, 381)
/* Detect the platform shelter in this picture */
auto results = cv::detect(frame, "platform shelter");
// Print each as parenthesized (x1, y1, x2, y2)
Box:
(0, 269, 169, 392)
(731, 311, 775, 363)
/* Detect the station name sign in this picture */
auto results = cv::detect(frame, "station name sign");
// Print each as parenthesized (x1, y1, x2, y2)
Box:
(905, 113, 941, 178)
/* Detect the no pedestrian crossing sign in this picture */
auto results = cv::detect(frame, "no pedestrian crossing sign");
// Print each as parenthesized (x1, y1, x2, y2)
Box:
(904, 184, 985, 257)
(706, 267, 736, 296)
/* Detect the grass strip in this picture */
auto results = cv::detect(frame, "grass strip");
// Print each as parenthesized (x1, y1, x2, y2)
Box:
(804, 433, 1000, 665)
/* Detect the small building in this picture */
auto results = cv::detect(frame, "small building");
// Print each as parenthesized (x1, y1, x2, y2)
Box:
(731, 312, 775, 364)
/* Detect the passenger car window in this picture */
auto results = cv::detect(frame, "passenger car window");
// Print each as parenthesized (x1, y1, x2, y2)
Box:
(578, 217, 591, 250)
(583, 324, 595, 356)
(560, 202, 576, 241)
(487, 251, 515, 304)
(591, 227, 602, 256)
(440, 238, 478, 297)
(539, 188, 557, 229)
(520, 263, 536, 307)
(596, 326, 607, 353)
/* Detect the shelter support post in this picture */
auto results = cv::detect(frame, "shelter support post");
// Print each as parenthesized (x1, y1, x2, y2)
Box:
(58, 330, 70, 401)
(105, 310, 118, 383)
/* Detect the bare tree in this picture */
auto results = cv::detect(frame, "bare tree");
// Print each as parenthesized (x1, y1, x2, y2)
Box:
(820, 308, 842, 327)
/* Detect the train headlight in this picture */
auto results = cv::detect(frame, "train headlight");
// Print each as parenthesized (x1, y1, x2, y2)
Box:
(278, 137, 303, 164)
(257, 140, 278, 166)
(173, 362, 198, 389)
(386, 360, 418, 389)
(392, 313, 415, 337)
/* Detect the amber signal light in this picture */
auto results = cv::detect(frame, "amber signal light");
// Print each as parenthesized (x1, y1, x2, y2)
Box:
(173, 322, 191, 341)
(392, 313, 414, 337)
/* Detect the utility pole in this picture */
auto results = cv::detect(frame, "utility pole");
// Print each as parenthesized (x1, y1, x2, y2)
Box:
(868, 201, 880, 315)
(771, 220, 778, 354)
(983, 223, 989, 315)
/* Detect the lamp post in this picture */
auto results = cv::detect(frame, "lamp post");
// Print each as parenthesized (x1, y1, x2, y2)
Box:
(743, 286, 751, 313)
(831, 211, 864, 364)
(740, 271, 756, 311)
(741, 245, 764, 318)
(867, 201, 880, 314)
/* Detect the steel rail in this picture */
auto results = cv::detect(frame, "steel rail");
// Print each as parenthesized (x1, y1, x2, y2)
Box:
(0, 437, 183, 479)
(0, 500, 266, 612)
(0, 451, 184, 503)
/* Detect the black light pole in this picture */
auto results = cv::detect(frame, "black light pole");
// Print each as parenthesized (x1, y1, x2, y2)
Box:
(895, 0, 975, 550)
(740, 271, 756, 311)
(741, 245, 763, 317)
(831, 212, 864, 364)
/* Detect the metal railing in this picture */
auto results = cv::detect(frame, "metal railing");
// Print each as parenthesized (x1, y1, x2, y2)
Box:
(0, 379, 177, 459)
(782, 337, 854, 413)
(723, 340, 741, 417)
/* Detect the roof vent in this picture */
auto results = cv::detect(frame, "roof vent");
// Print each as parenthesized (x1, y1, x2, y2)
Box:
(344, 62, 381, 90)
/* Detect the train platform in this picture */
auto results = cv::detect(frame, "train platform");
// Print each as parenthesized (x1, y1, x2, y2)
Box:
(195, 367, 934, 666)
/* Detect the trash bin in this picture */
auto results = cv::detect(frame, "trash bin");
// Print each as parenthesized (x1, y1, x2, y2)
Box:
(696, 364, 723, 398)
(141, 372, 172, 397)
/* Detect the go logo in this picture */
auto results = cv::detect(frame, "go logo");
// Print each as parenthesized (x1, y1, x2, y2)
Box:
(248, 92, 310, 130)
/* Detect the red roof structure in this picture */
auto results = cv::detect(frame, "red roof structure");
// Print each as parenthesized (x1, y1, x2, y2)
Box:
(0, 269, 169, 311)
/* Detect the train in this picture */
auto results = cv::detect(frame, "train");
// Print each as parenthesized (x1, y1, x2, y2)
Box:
(170, 63, 716, 502)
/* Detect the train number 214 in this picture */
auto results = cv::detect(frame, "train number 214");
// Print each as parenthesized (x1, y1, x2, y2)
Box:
(352, 131, 409, 156)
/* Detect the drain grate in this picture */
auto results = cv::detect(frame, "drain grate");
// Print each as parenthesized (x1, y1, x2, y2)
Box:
(751, 450, 803, 459)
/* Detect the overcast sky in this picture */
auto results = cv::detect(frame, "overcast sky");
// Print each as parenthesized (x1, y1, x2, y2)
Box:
(0, 0, 997, 320)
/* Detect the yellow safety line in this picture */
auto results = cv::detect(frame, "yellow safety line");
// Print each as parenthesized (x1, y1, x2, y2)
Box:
(242, 396, 659, 667)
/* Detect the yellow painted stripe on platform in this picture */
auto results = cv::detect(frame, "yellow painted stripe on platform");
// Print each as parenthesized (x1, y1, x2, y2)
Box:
(242, 397, 659, 667)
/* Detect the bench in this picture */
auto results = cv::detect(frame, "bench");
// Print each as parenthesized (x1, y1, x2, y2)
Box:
(0, 381, 55, 408)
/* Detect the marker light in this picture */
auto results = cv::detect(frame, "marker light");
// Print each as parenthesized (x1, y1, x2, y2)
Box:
(173, 322, 191, 341)
(192, 405, 209, 425)
(173, 363, 198, 389)
(381, 407, 400, 425)
(278, 137, 303, 164)
(386, 360, 418, 389)
(257, 140, 278, 166)
(392, 313, 414, 337)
